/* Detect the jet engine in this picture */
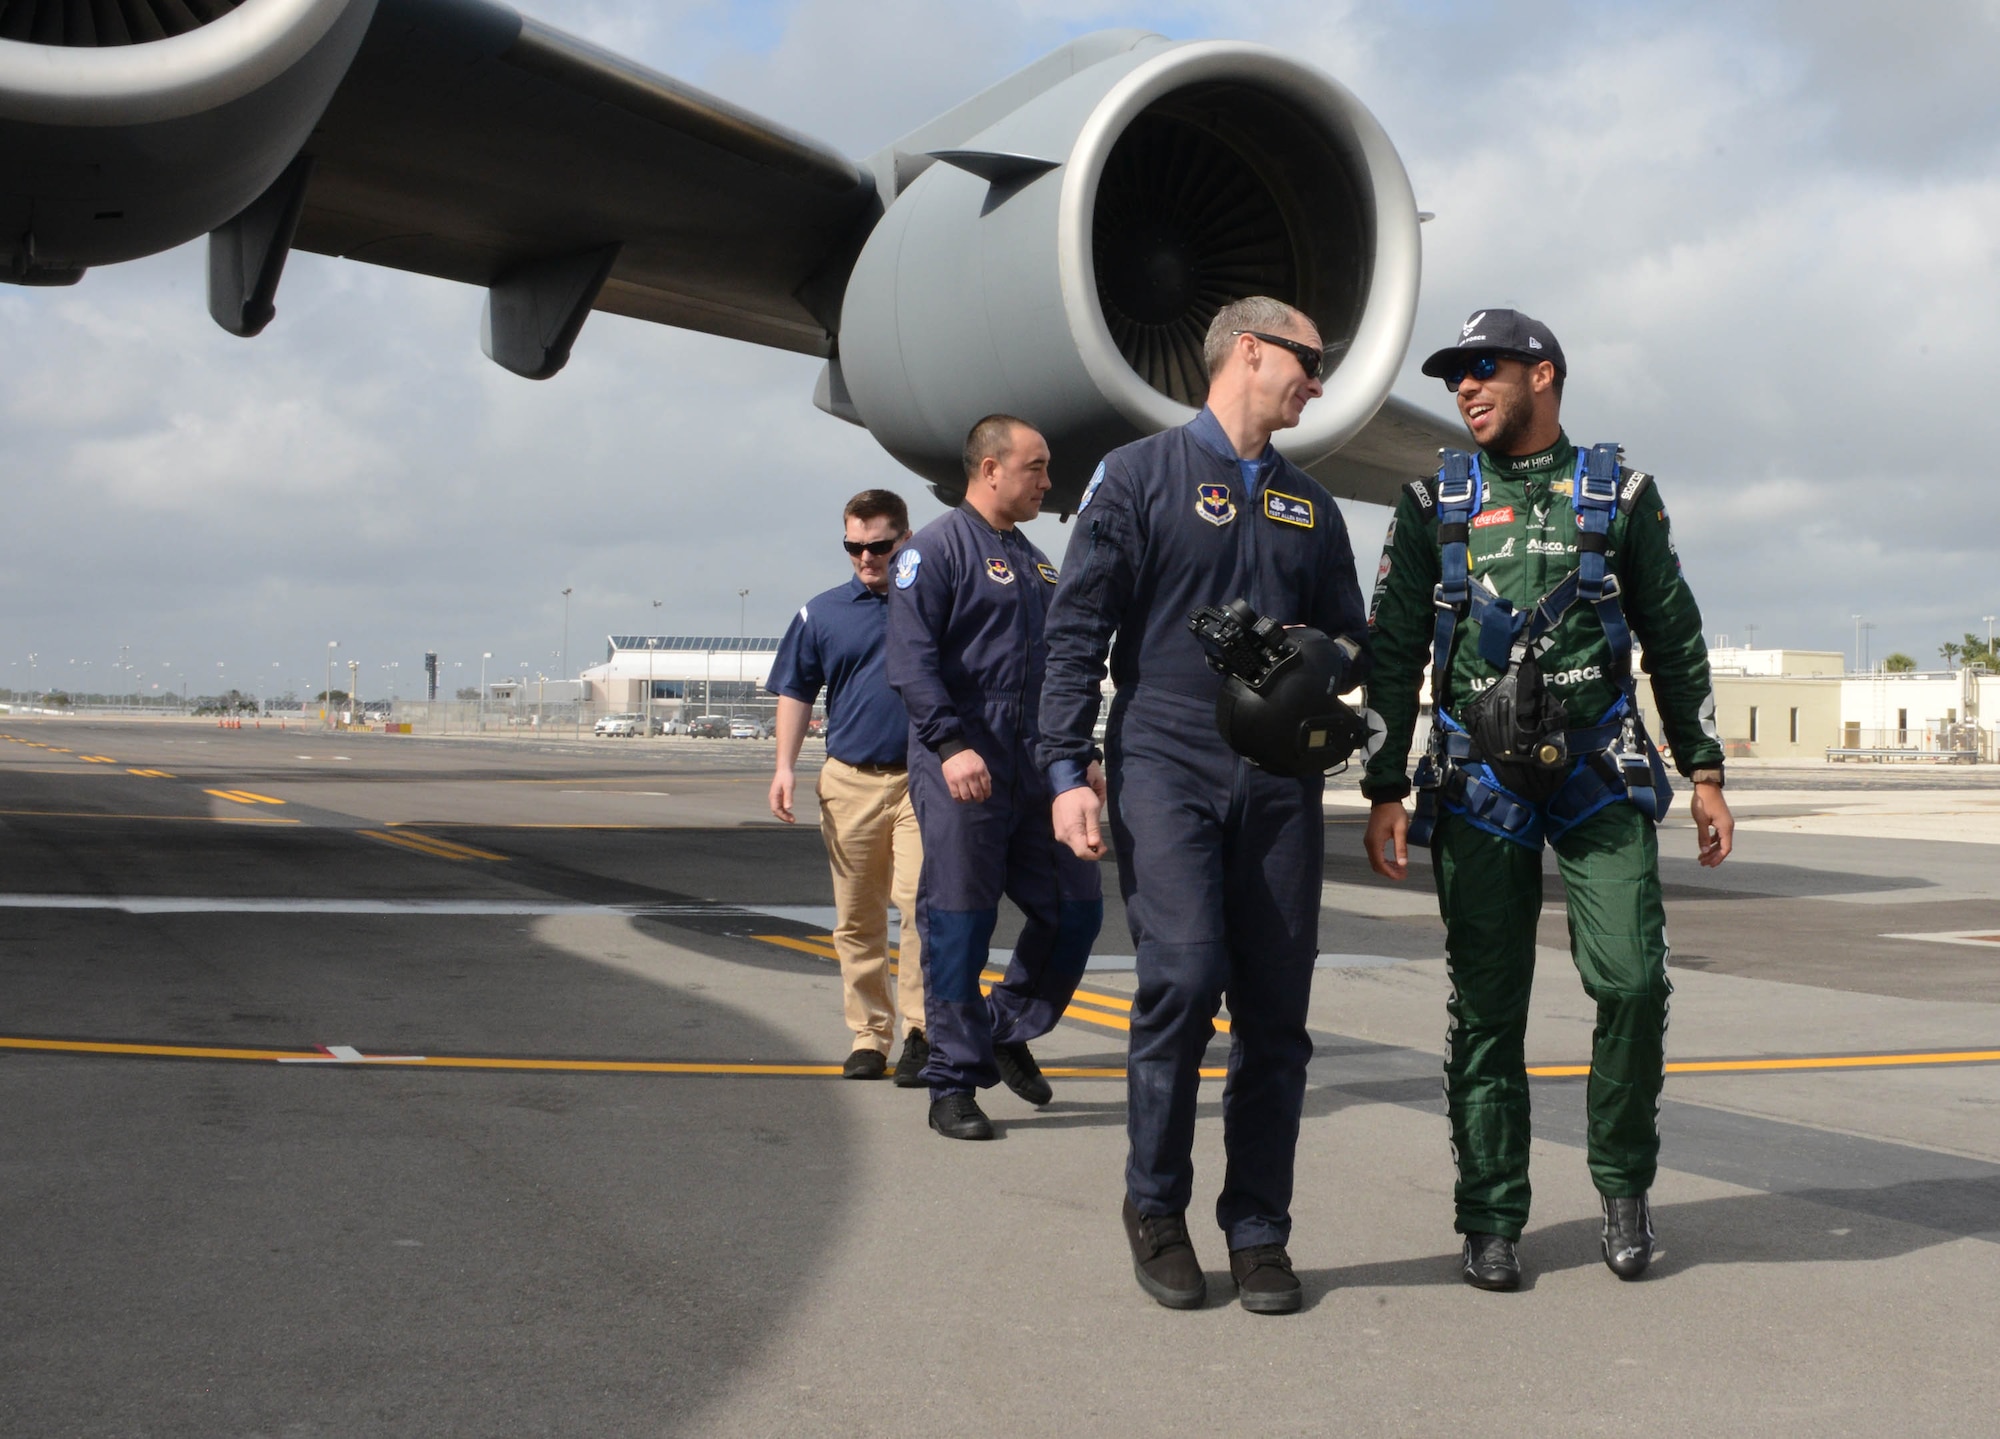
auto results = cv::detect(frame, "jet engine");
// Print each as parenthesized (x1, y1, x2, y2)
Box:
(832, 39, 1423, 509)
(836, 39, 1432, 509)
(0, 0, 377, 284)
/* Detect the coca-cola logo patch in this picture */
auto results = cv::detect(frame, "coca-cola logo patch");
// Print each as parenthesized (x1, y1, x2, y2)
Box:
(1471, 506, 1515, 529)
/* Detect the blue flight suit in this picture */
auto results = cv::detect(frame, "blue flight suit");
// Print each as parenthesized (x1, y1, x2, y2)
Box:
(885, 505, 1104, 1099)
(1037, 408, 1370, 1250)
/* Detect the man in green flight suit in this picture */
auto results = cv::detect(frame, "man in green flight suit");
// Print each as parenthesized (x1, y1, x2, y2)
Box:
(1361, 308, 1734, 1291)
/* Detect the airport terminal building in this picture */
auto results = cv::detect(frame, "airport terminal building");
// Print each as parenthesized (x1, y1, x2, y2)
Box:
(577, 636, 786, 723)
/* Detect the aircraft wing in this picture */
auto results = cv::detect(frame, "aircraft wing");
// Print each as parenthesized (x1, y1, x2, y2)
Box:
(1304, 394, 1464, 510)
(292, 0, 878, 359)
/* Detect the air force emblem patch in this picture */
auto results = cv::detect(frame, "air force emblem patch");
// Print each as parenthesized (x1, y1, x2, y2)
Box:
(1077, 462, 1106, 514)
(1196, 483, 1237, 526)
(985, 558, 1016, 585)
(1036, 562, 1058, 584)
(893, 549, 921, 589)
(1263, 490, 1314, 528)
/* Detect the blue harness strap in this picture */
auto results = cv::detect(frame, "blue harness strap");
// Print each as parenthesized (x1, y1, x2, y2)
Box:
(1411, 442, 1673, 851)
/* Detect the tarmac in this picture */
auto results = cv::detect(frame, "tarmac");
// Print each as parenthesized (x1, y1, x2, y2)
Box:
(2, 717, 1997, 1436)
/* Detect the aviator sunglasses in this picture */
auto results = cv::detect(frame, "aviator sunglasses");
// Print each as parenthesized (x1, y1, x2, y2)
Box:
(1440, 354, 1503, 391)
(1232, 330, 1330, 382)
(843, 535, 903, 557)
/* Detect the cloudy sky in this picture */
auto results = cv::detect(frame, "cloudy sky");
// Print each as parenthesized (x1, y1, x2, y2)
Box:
(3, 0, 1996, 702)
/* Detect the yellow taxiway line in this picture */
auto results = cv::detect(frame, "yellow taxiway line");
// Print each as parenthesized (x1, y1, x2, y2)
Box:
(359, 829, 510, 862)
(0, 1034, 1209, 1079)
(748, 933, 1217, 1036)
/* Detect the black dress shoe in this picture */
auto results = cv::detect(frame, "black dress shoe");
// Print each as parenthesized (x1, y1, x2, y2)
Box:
(1601, 1193, 1655, 1279)
(1229, 1243, 1301, 1315)
(842, 1048, 886, 1080)
(994, 1041, 1053, 1106)
(1461, 1233, 1521, 1291)
(927, 1092, 994, 1140)
(1122, 1196, 1205, 1309)
(892, 1029, 930, 1088)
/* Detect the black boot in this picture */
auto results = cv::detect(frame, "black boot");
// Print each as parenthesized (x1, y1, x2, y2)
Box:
(994, 1040, 1053, 1107)
(1601, 1194, 1655, 1279)
(892, 1029, 929, 1088)
(927, 1091, 994, 1141)
(1122, 1197, 1205, 1309)
(1460, 1233, 1520, 1291)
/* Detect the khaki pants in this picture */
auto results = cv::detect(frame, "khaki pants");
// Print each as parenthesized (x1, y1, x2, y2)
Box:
(816, 757, 925, 1053)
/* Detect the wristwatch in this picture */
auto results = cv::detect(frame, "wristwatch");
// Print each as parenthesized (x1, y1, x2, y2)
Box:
(1690, 766, 1724, 788)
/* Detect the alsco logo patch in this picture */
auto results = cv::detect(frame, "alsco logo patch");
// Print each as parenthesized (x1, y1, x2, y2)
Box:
(1036, 562, 1058, 584)
(984, 559, 1015, 585)
(1471, 506, 1515, 529)
(1263, 490, 1314, 528)
(1196, 483, 1237, 526)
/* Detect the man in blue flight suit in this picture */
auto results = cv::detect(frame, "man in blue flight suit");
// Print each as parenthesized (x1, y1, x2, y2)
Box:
(1040, 297, 1370, 1315)
(886, 414, 1105, 1142)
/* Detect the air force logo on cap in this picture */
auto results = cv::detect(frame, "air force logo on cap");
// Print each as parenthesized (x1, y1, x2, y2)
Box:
(893, 548, 922, 589)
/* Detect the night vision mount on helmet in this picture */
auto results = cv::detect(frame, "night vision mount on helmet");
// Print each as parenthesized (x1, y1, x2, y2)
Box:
(1188, 599, 1383, 778)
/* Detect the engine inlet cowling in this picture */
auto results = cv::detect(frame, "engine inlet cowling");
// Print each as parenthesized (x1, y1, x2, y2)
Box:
(0, 0, 247, 47)
(835, 39, 1420, 508)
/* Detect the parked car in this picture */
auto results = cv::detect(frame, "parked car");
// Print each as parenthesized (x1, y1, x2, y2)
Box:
(594, 713, 640, 737)
(688, 715, 729, 738)
(728, 720, 758, 739)
(658, 716, 689, 735)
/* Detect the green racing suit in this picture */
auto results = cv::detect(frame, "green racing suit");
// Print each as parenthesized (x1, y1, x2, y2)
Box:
(1362, 432, 1722, 1238)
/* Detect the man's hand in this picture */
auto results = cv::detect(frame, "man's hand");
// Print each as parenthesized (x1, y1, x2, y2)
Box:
(768, 769, 796, 824)
(1691, 782, 1733, 867)
(942, 748, 992, 803)
(1364, 800, 1410, 881)
(1053, 775, 1107, 860)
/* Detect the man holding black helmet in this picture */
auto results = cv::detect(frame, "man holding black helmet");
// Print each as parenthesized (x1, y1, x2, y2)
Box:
(1361, 308, 1732, 1292)
(1040, 296, 1369, 1316)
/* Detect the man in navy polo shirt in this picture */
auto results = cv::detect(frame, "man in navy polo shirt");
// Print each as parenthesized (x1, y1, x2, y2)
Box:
(768, 488, 928, 1085)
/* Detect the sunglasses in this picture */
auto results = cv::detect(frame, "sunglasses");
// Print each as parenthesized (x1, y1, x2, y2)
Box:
(1233, 330, 1329, 382)
(1440, 354, 1503, 391)
(842, 535, 902, 557)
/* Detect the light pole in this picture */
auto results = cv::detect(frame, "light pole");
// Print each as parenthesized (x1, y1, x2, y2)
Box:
(1851, 614, 1863, 674)
(562, 586, 573, 680)
(736, 588, 749, 718)
(648, 599, 662, 733)
(480, 652, 492, 728)
(1861, 621, 1876, 673)
(347, 660, 359, 722)
(326, 641, 338, 726)
(1985, 616, 1996, 659)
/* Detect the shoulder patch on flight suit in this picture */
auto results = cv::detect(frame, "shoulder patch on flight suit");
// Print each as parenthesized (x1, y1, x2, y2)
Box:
(1402, 477, 1436, 519)
(1077, 462, 1106, 513)
(984, 558, 1016, 585)
(1196, 483, 1237, 526)
(1617, 468, 1652, 513)
(893, 549, 922, 589)
(1262, 490, 1315, 527)
(1036, 562, 1058, 584)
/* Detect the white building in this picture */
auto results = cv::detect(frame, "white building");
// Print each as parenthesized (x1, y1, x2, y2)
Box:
(577, 635, 784, 718)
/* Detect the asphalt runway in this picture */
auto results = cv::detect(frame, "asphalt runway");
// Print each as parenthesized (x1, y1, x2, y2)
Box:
(3, 717, 1997, 1435)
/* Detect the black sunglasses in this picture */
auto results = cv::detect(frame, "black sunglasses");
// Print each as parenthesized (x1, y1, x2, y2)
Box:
(842, 535, 902, 557)
(1440, 354, 1503, 391)
(1233, 330, 1330, 381)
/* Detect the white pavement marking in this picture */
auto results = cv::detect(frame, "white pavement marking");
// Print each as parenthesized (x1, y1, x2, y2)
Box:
(278, 1044, 426, 1064)
(1881, 931, 2000, 949)
(1823, 888, 1999, 905)
(1320, 880, 1444, 919)
(0, 896, 741, 917)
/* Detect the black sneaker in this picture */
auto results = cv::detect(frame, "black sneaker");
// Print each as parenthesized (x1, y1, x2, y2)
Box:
(842, 1048, 886, 1080)
(927, 1092, 994, 1140)
(892, 1029, 929, 1088)
(1601, 1194, 1655, 1279)
(1228, 1243, 1301, 1315)
(1122, 1196, 1206, 1309)
(1461, 1233, 1521, 1291)
(994, 1040, 1053, 1106)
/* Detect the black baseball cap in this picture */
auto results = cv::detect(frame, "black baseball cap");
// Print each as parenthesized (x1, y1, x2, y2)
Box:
(1420, 308, 1566, 379)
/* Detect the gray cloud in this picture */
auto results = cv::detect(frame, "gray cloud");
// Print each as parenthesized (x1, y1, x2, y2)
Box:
(0, 0, 1994, 701)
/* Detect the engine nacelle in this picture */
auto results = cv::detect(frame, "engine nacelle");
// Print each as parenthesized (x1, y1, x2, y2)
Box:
(835, 39, 1421, 508)
(0, 0, 376, 283)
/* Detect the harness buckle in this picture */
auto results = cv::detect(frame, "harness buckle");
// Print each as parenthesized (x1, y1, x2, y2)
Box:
(1578, 468, 1619, 506)
(1436, 450, 1478, 509)
(1432, 583, 1464, 613)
